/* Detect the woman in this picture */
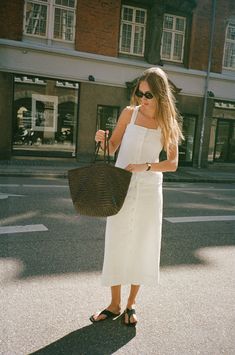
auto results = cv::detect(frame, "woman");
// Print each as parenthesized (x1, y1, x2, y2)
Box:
(90, 67, 183, 326)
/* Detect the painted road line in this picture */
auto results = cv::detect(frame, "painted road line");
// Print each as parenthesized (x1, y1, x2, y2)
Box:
(0, 184, 20, 187)
(22, 184, 67, 188)
(164, 187, 235, 191)
(165, 215, 235, 223)
(0, 193, 24, 199)
(0, 224, 48, 235)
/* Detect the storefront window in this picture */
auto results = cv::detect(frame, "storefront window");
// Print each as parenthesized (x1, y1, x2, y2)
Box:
(13, 75, 79, 157)
(179, 115, 197, 164)
(214, 119, 235, 162)
(96, 105, 119, 160)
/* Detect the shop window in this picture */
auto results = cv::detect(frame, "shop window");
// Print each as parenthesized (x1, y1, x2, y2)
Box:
(223, 23, 235, 69)
(119, 5, 147, 56)
(24, 0, 76, 42)
(13, 75, 79, 157)
(160, 14, 186, 63)
(96, 105, 119, 160)
(179, 115, 197, 164)
(214, 119, 235, 162)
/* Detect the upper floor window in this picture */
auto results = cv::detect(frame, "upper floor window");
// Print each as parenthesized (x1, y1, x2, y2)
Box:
(24, 0, 76, 42)
(161, 14, 186, 63)
(223, 23, 235, 69)
(119, 5, 147, 56)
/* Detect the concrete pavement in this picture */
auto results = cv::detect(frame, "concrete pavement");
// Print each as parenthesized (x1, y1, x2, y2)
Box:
(0, 157, 234, 183)
(1, 179, 234, 354)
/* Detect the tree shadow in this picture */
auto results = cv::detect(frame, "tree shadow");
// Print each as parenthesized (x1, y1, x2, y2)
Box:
(0, 185, 234, 280)
(1, 215, 235, 280)
(160, 220, 235, 267)
(29, 316, 136, 355)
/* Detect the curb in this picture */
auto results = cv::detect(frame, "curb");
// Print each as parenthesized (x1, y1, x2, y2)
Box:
(0, 170, 235, 183)
(0, 171, 68, 179)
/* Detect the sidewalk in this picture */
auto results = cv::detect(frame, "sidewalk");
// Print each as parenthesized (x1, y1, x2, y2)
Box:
(0, 157, 234, 183)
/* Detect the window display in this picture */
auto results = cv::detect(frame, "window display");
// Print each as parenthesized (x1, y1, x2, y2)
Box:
(13, 75, 78, 157)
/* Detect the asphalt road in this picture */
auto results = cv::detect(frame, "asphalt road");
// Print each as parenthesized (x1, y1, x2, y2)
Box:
(0, 177, 235, 355)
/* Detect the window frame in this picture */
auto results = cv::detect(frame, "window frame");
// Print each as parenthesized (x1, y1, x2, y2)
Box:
(23, 0, 77, 43)
(223, 22, 235, 70)
(160, 13, 186, 63)
(119, 4, 147, 57)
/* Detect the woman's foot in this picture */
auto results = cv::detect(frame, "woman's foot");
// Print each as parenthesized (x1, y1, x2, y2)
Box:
(90, 305, 121, 323)
(124, 305, 138, 327)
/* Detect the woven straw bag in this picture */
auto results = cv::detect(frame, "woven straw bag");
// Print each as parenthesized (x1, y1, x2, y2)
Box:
(68, 134, 132, 217)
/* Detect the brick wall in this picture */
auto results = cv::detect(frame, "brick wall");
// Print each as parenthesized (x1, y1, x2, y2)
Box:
(189, 0, 212, 71)
(75, 0, 121, 57)
(211, 0, 235, 72)
(189, 0, 235, 73)
(0, 0, 24, 40)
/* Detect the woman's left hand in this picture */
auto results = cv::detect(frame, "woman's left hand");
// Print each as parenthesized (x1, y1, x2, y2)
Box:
(125, 164, 148, 173)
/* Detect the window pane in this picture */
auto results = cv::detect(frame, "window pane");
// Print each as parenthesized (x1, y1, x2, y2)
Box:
(227, 25, 235, 40)
(164, 15, 173, 30)
(161, 31, 172, 59)
(161, 14, 186, 62)
(173, 33, 183, 61)
(120, 6, 146, 56)
(135, 9, 146, 24)
(13, 76, 79, 157)
(133, 26, 144, 54)
(25, 2, 47, 36)
(96, 106, 119, 160)
(54, 8, 74, 40)
(55, 0, 75, 8)
(120, 23, 132, 52)
(122, 7, 133, 22)
(224, 42, 235, 68)
(176, 17, 185, 31)
(179, 116, 196, 162)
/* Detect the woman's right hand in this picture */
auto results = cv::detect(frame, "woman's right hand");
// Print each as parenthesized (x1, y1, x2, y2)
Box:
(95, 130, 109, 143)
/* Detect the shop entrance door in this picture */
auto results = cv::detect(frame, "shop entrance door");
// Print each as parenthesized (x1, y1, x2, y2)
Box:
(214, 120, 235, 162)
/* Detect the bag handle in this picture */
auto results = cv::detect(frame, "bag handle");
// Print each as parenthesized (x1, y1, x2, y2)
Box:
(94, 131, 110, 163)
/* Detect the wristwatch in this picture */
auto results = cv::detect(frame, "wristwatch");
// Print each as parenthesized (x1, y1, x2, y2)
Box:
(146, 163, 151, 171)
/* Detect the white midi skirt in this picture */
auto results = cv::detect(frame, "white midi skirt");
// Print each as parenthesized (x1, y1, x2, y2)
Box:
(101, 173, 163, 287)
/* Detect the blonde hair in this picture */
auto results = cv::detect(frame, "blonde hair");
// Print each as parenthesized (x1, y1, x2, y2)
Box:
(131, 67, 184, 152)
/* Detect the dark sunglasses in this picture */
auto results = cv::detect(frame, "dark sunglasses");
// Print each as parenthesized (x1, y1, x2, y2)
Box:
(135, 90, 154, 100)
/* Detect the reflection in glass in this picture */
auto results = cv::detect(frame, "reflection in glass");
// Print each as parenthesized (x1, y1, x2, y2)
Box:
(179, 115, 196, 163)
(214, 120, 235, 162)
(214, 121, 230, 161)
(96, 105, 119, 160)
(13, 76, 78, 157)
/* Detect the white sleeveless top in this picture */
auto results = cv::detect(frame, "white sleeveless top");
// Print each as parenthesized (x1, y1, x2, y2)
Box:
(115, 106, 163, 182)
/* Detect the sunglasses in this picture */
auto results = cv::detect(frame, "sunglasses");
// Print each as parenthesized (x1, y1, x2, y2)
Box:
(135, 90, 154, 100)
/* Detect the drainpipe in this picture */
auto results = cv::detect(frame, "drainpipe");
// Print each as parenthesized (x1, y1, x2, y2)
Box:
(197, 0, 216, 168)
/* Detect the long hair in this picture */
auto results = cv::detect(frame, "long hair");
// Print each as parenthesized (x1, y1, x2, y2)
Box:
(131, 67, 184, 152)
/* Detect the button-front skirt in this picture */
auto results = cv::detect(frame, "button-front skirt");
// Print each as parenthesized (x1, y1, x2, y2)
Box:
(101, 173, 163, 286)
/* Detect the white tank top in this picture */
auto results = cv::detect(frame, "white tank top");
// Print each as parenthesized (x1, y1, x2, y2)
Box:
(115, 106, 163, 182)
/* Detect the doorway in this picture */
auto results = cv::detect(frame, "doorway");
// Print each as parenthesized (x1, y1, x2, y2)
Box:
(214, 119, 235, 162)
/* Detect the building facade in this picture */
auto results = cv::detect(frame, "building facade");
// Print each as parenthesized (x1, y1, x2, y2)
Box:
(0, 0, 234, 166)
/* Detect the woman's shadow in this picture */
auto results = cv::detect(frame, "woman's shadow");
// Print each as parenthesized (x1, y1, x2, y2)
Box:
(30, 315, 136, 355)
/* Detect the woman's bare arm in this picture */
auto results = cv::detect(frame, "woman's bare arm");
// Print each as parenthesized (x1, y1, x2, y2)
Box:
(125, 143, 178, 173)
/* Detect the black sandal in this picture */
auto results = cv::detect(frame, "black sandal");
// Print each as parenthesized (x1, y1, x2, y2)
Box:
(90, 309, 120, 323)
(124, 308, 137, 327)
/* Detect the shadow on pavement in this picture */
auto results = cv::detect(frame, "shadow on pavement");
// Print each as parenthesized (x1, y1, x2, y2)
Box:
(160, 221, 235, 267)
(1, 217, 235, 280)
(29, 316, 136, 355)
